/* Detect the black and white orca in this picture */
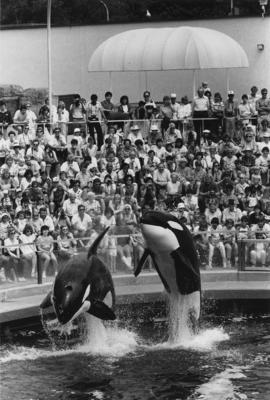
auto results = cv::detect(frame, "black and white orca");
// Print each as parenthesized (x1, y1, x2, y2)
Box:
(40, 227, 116, 325)
(135, 211, 201, 320)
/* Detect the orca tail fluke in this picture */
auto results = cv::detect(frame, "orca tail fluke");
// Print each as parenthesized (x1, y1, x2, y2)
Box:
(87, 226, 110, 259)
(134, 249, 150, 277)
(40, 291, 52, 309)
(88, 299, 116, 320)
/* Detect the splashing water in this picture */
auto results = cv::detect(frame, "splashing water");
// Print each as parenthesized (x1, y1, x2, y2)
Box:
(190, 366, 248, 400)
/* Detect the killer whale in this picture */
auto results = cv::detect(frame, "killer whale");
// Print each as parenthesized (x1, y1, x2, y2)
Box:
(135, 211, 201, 324)
(40, 227, 116, 324)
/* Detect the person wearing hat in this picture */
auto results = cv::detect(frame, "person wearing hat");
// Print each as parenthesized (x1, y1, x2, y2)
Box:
(127, 124, 144, 145)
(170, 93, 181, 123)
(164, 121, 181, 145)
(258, 130, 270, 153)
(224, 90, 238, 138)
(148, 124, 162, 145)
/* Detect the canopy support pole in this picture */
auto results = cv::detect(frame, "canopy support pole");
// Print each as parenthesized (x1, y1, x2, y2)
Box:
(109, 71, 112, 92)
(192, 70, 197, 98)
(145, 71, 148, 91)
(47, 0, 52, 131)
(226, 68, 230, 93)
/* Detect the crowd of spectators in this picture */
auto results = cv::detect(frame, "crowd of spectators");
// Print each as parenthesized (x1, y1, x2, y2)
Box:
(0, 83, 270, 283)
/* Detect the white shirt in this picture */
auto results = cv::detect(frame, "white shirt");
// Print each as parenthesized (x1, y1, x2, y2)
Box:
(72, 213, 92, 231)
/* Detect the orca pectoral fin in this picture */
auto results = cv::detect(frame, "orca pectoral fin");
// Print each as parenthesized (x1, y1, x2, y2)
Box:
(134, 249, 150, 277)
(40, 291, 53, 309)
(88, 299, 116, 321)
(171, 247, 201, 295)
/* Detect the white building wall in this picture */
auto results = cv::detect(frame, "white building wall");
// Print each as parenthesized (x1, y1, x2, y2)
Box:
(0, 17, 269, 103)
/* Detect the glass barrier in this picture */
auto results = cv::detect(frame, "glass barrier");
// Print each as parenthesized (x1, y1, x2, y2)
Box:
(1, 231, 269, 291)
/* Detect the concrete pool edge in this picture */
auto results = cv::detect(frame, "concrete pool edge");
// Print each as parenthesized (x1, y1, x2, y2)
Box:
(0, 270, 269, 325)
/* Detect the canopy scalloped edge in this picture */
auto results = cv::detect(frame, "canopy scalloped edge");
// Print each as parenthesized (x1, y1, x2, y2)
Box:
(88, 26, 249, 72)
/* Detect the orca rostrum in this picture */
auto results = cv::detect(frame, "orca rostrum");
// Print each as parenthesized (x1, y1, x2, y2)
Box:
(40, 227, 116, 325)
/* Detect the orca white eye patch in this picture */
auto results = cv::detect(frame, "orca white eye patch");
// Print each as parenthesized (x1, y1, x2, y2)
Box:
(167, 221, 183, 231)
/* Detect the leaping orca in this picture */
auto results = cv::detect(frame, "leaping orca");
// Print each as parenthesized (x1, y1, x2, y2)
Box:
(135, 211, 201, 321)
(40, 227, 116, 325)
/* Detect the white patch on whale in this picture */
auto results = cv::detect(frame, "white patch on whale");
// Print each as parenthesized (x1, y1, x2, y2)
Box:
(167, 221, 183, 231)
(82, 284, 91, 303)
(69, 300, 91, 323)
(103, 291, 113, 308)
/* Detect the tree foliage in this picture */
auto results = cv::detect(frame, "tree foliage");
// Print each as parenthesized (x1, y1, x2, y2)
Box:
(0, 0, 267, 26)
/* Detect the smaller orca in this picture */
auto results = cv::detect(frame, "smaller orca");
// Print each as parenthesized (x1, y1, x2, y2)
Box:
(40, 227, 116, 325)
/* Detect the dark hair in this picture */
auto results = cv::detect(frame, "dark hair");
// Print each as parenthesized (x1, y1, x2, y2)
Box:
(211, 217, 219, 224)
(120, 95, 129, 104)
(71, 138, 78, 145)
(20, 104, 27, 111)
(105, 91, 112, 97)
(91, 94, 98, 101)
(40, 225, 49, 233)
(23, 224, 33, 234)
(242, 94, 248, 100)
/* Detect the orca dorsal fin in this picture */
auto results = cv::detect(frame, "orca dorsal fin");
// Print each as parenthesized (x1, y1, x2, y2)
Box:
(87, 226, 110, 259)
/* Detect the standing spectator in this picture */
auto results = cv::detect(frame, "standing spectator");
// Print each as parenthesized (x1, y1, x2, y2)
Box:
(56, 101, 69, 136)
(256, 88, 270, 125)
(192, 87, 210, 143)
(36, 225, 58, 279)
(224, 91, 238, 138)
(160, 95, 174, 134)
(69, 94, 86, 126)
(0, 101, 13, 138)
(101, 91, 115, 117)
(86, 94, 106, 150)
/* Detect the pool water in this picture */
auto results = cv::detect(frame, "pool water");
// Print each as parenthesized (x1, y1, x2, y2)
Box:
(0, 315, 270, 400)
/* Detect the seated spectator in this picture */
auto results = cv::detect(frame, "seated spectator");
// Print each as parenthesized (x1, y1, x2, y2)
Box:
(3, 226, 22, 281)
(19, 224, 37, 278)
(127, 125, 144, 145)
(36, 225, 58, 279)
(250, 215, 270, 267)
(57, 225, 77, 260)
(222, 199, 242, 225)
(72, 204, 92, 240)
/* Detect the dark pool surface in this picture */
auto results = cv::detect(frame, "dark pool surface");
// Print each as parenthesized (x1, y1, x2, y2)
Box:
(1, 316, 270, 400)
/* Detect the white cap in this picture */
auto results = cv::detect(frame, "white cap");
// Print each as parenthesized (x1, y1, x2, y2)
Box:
(228, 90, 234, 95)
(74, 128, 81, 133)
(131, 125, 140, 131)
(177, 202, 185, 209)
(170, 93, 177, 98)
(150, 125, 159, 131)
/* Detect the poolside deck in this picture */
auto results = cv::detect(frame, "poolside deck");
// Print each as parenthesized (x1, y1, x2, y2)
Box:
(0, 270, 270, 324)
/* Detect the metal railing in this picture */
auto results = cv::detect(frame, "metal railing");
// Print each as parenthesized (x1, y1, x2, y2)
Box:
(0, 231, 269, 291)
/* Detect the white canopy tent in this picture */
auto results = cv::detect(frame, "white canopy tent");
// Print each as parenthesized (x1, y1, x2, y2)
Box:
(88, 26, 249, 96)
